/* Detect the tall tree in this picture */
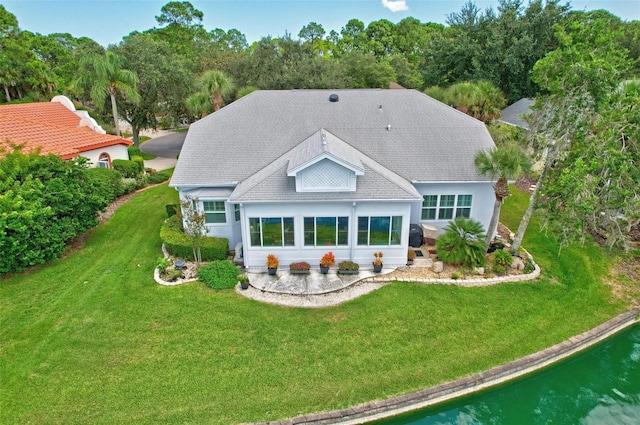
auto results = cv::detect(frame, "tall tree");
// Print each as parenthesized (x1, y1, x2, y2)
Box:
(474, 145, 531, 246)
(199, 70, 234, 112)
(75, 51, 140, 136)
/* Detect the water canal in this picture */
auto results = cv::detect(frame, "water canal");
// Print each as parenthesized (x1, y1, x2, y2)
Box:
(375, 324, 640, 425)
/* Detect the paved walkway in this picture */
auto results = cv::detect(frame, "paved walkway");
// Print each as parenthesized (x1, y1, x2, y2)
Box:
(239, 268, 396, 308)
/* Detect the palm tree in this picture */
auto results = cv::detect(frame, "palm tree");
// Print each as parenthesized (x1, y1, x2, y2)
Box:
(185, 91, 211, 119)
(76, 51, 140, 137)
(474, 145, 531, 247)
(199, 70, 234, 112)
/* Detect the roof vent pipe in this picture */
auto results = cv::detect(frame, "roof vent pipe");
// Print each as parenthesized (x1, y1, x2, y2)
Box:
(321, 132, 327, 144)
(387, 124, 391, 131)
(329, 94, 339, 102)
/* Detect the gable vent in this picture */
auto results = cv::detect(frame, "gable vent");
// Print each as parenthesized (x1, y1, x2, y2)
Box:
(329, 94, 339, 102)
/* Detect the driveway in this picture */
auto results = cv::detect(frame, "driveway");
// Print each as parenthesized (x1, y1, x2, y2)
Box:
(140, 131, 186, 158)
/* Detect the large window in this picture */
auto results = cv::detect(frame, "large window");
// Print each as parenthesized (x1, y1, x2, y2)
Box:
(249, 217, 295, 247)
(422, 195, 472, 220)
(304, 216, 348, 246)
(203, 201, 226, 224)
(357, 216, 402, 246)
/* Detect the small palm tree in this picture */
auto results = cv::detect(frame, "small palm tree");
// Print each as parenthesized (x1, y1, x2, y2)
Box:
(75, 51, 140, 137)
(475, 145, 531, 247)
(436, 217, 487, 268)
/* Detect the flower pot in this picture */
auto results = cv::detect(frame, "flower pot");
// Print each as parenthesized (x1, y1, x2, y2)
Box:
(373, 263, 383, 273)
(267, 268, 277, 275)
(289, 270, 310, 275)
(240, 282, 249, 290)
(320, 265, 329, 274)
(338, 270, 358, 275)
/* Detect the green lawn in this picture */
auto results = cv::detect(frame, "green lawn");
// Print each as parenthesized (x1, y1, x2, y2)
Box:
(0, 184, 628, 424)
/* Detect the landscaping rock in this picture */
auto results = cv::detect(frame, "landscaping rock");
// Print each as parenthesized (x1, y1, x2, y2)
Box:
(511, 257, 525, 271)
(473, 267, 485, 275)
(432, 261, 444, 274)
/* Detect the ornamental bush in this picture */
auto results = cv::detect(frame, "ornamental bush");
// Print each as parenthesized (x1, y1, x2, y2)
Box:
(113, 159, 141, 178)
(86, 167, 125, 202)
(436, 217, 487, 268)
(0, 150, 110, 275)
(160, 215, 228, 261)
(199, 260, 240, 289)
(492, 249, 513, 268)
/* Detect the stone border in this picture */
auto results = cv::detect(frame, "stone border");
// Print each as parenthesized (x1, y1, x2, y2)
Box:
(249, 309, 640, 425)
(154, 244, 198, 286)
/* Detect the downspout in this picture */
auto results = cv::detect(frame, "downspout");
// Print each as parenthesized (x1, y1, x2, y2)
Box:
(350, 202, 357, 261)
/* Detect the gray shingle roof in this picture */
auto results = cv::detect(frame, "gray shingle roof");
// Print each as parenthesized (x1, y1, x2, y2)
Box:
(170, 89, 496, 189)
(229, 128, 421, 202)
(499, 98, 534, 129)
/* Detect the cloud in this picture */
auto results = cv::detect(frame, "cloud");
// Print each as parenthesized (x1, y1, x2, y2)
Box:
(382, 0, 409, 12)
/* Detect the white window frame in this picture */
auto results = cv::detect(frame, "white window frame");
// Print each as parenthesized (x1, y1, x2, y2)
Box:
(202, 200, 226, 224)
(421, 195, 473, 220)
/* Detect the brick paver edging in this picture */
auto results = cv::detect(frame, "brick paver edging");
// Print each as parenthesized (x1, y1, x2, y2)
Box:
(249, 309, 640, 425)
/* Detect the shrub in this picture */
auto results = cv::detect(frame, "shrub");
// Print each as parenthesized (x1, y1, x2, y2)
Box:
(86, 167, 125, 202)
(338, 261, 359, 271)
(113, 159, 141, 178)
(493, 263, 507, 276)
(524, 258, 535, 274)
(165, 204, 178, 218)
(128, 145, 155, 160)
(266, 254, 279, 269)
(436, 217, 487, 268)
(320, 252, 335, 267)
(145, 169, 172, 185)
(199, 260, 240, 289)
(289, 261, 310, 271)
(130, 155, 144, 174)
(121, 178, 138, 194)
(156, 256, 172, 272)
(160, 216, 228, 261)
(451, 272, 461, 280)
(492, 249, 513, 268)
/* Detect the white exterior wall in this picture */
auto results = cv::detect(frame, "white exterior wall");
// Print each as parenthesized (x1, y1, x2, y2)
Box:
(81, 145, 130, 167)
(240, 201, 412, 270)
(410, 182, 495, 236)
(177, 192, 243, 248)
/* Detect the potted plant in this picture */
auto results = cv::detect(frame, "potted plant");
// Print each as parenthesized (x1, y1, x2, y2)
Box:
(319, 251, 335, 274)
(289, 261, 311, 274)
(407, 249, 416, 265)
(338, 260, 359, 275)
(238, 274, 250, 290)
(266, 254, 279, 275)
(372, 251, 383, 273)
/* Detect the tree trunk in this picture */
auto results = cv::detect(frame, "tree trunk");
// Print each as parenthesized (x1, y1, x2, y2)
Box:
(484, 194, 503, 247)
(132, 126, 139, 147)
(510, 147, 553, 254)
(110, 92, 120, 137)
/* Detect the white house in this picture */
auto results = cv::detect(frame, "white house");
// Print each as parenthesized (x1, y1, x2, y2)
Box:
(170, 89, 496, 269)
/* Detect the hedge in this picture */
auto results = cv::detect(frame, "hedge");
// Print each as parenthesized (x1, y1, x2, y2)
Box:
(113, 159, 141, 178)
(160, 216, 228, 261)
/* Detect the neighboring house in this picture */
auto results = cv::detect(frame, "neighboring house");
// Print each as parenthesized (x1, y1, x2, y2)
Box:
(0, 95, 131, 167)
(170, 89, 497, 269)
(499, 98, 534, 130)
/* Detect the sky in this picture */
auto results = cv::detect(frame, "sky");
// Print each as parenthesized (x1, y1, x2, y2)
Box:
(3, 0, 639, 47)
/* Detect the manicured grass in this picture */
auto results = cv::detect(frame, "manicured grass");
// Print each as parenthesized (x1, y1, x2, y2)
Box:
(0, 185, 628, 424)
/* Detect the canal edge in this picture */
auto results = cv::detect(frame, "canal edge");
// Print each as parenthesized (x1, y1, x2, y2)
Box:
(250, 309, 640, 425)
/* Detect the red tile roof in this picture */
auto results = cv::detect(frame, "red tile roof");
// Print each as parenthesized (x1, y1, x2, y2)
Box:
(0, 101, 131, 159)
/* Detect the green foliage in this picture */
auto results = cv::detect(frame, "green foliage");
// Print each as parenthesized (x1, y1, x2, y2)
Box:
(451, 272, 461, 280)
(112, 159, 141, 178)
(492, 249, 513, 268)
(85, 167, 125, 201)
(523, 258, 535, 274)
(156, 256, 172, 271)
(160, 215, 228, 261)
(130, 155, 144, 173)
(0, 150, 109, 274)
(165, 204, 178, 218)
(128, 145, 154, 160)
(145, 169, 172, 185)
(198, 260, 239, 289)
(338, 261, 359, 271)
(436, 217, 487, 268)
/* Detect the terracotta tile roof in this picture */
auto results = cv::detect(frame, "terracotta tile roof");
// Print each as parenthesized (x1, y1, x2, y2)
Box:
(0, 101, 131, 159)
